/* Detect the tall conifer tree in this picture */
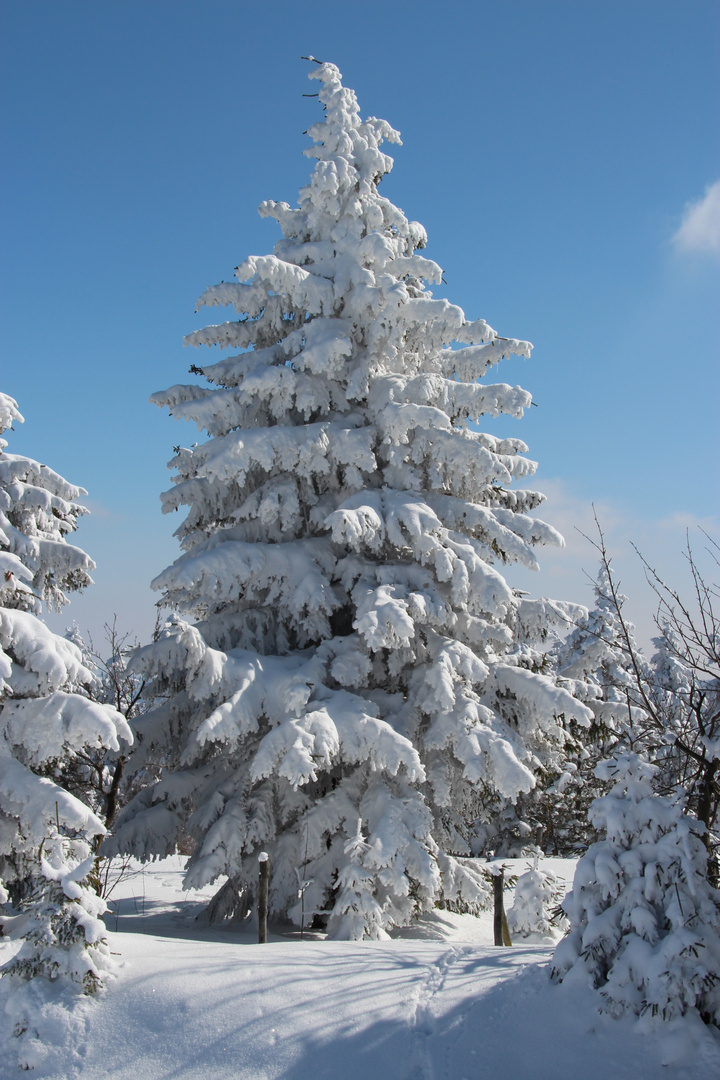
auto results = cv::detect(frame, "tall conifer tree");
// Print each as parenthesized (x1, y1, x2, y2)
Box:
(111, 63, 591, 937)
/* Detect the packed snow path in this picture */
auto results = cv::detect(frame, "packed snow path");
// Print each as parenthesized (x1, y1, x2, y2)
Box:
(2, 859, 717, 1078)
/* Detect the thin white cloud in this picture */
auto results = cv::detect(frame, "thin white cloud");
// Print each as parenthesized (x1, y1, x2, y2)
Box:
(673, 180, 720, 254)
(505, 478, 719, 652)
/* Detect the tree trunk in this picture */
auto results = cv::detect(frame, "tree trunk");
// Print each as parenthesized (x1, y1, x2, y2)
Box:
(104, 756, 125, 830)
(697, 758, 719, 887)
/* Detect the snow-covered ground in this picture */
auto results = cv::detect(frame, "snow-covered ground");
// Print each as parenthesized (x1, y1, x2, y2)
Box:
(1, 856, 718, 1079)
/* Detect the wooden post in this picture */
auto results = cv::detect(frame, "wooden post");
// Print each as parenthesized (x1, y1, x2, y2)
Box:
(258, 852, 269, 944)
(502, 907, 512, 947)
(492, 866, 512, 946)
(493, 868, 504, 946)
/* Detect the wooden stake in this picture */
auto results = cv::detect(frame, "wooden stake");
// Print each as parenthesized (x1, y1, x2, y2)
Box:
(258, 853, 269, 944)
(493, 869, 504, 946)
(492, 867, 512, 946)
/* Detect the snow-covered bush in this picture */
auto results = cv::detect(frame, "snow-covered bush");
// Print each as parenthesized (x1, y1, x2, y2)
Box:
(552, 754, 720, 1025)
(109, 62, 592, 937)
(507, 855, 565, 939)
(0, 392, 131, 1016)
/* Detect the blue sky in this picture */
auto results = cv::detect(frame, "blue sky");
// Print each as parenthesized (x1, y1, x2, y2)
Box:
(1, 0, 718, 651)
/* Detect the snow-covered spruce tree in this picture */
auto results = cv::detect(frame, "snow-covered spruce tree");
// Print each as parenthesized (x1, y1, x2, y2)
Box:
(1, 835, 112, 991)
(0, 392, 131, 1001)
(552, 753, 720, 1024)
(531, 566, 647, 854)
(485, 594, 593, 856)
(328, 817, 387, 939)
(556, 564, 648, 743)
(109, 62, 592, 937)
(506, 853, 565, 940)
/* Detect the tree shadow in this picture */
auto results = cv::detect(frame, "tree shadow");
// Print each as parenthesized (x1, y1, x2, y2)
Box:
(81, 942, 689, 1080)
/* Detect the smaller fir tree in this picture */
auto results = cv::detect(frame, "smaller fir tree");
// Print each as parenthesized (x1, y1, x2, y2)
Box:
(1, 835, 112, 993)
(506, 853, 565, 939)
(534, 566, 647, 854)
(552, 753, 720, 1025)
(326, 818, 388, 940)
(556, 565, 648, 742)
